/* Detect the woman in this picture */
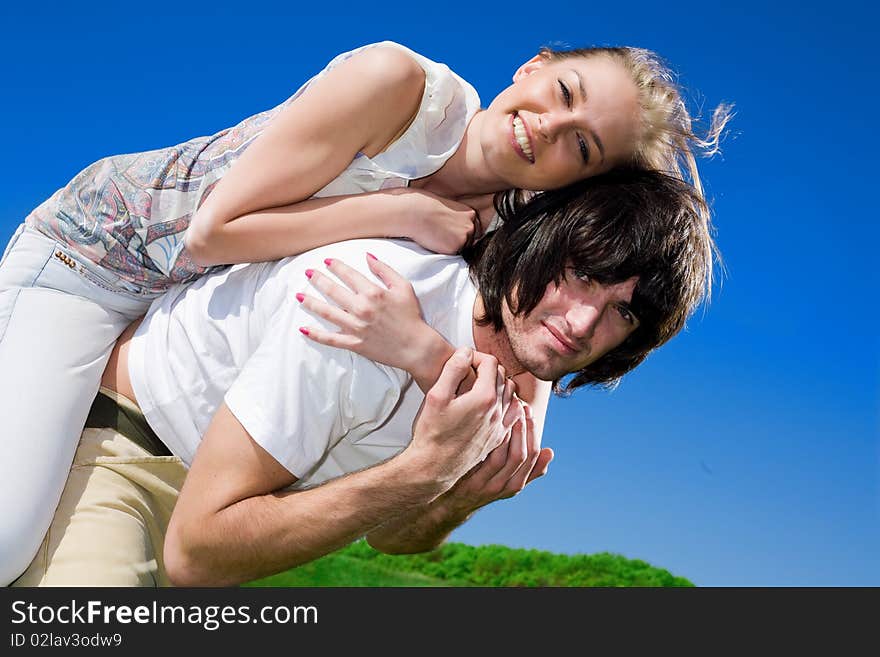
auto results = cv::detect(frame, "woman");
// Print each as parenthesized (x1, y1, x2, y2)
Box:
(0, 40, 729, 584)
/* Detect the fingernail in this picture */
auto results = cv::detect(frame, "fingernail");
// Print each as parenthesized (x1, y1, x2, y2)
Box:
(299, 327, 310, 336)
(305, 269, 313, 279)
(324, 258, 333, 266)
(295, 293, 304, 303)
(366, 252, 377, 261)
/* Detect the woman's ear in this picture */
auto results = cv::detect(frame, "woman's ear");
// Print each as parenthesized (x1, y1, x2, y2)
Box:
(512, 54, 546, 83)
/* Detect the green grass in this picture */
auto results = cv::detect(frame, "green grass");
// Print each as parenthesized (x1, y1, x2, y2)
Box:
(244, 540, 693, 587)
(244, 553, 469, 587)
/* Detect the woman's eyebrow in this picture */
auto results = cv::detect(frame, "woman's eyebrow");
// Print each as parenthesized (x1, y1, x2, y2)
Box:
(573, 68, 588, 102)
(572, 68, 606, 165)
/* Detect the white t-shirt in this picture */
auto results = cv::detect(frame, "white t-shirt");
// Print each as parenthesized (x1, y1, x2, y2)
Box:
(127, 238, 477, 489)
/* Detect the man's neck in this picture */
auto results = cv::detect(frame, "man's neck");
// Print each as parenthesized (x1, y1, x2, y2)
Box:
(471, 294, 524, 377)
(409, 112, 502, 198)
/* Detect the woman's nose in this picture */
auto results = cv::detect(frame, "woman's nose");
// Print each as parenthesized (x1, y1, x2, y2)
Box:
(537, 112, 564, 143)
(538, 111, 575, 143)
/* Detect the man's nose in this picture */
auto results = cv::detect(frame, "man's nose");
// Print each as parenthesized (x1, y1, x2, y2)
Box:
(567, 303, 602, 340)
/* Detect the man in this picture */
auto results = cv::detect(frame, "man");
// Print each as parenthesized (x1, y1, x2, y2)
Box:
(14, 168, 714, 586)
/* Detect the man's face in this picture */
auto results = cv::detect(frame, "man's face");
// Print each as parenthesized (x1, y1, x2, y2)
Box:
(501, 269, 640, 381)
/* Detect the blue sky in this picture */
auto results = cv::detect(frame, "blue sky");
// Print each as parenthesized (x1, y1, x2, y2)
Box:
(1, 1, 876, 586)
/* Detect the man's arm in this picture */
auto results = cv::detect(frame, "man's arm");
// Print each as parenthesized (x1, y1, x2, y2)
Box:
(296, 253, 555, 554)
(164, 348, 515, 586)
(365, 402, 554, 555)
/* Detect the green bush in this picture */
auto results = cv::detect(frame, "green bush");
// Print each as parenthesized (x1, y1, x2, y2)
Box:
(246, 540, 694, 588)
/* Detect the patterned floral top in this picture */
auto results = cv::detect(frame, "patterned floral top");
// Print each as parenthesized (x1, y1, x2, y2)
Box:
(26, 42, 481, 292)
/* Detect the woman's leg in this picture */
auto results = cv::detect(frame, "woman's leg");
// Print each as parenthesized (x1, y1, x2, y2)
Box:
(0, 226, 152, 585)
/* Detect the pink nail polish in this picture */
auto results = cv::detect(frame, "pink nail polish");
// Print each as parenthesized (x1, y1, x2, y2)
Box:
(324, 258, 333, 266)
(305, 269, 313, 279)
(366, 252, 377, 261)
(295, 293, 304, 303)
(299, 327, 310, 336)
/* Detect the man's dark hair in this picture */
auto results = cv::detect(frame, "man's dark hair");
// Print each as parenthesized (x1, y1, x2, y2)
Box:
(463, 168, 718, 394)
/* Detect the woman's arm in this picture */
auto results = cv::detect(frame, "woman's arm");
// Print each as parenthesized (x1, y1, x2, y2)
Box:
(185, 46, 428, 267)
(189, 187, 486, 266)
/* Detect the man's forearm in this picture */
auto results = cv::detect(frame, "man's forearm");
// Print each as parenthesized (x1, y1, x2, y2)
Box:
(167, 347, 510, 586)
(365, 490, 476, 554)
(166, 451, 445, 586)
(366, 397, 550, 555)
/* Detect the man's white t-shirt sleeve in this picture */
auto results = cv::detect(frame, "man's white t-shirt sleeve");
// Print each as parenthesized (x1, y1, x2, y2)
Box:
(223, 303, 404, 478)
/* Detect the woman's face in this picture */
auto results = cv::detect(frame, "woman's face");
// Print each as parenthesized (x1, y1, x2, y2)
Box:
(479, 54, 641, 190)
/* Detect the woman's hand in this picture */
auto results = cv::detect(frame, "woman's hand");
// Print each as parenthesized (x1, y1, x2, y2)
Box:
(297, 253, 456, 392)
(389, 189, 495, 254)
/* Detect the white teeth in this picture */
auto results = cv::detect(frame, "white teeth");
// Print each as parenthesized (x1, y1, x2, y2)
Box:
(513, 114, 533, 160)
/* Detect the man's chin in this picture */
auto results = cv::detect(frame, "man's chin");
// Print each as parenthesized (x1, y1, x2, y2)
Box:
(520, 359, 571, 383)
(508, 342, 585, 382)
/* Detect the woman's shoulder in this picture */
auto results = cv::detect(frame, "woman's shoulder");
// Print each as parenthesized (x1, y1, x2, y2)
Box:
(329, 41, 471, 91)
(367, 43, 482, 175)
(341, 42, 426, 87)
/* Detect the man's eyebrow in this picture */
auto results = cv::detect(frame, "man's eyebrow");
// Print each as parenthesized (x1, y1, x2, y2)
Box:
(572, 68, 605, 165)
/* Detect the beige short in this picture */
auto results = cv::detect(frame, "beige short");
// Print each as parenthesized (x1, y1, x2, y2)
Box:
(12, 390, 186, 587)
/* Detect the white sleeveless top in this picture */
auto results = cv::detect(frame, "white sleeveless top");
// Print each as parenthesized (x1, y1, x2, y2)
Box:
(26, 41, 482, 291)
(312, 42, 481, 196)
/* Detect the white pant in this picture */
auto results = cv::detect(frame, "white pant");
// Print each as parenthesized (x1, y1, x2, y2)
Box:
(0, 224, 161, 585)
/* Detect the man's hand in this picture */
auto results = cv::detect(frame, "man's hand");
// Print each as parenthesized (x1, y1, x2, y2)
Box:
(402, 347, 518, 492)
(365, 400, 553, 555)
(441, 402, 554, 514)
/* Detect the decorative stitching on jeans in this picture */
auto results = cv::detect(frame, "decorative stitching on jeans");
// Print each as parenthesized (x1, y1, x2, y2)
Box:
(78, 266, 147, 300)
(75, 264, 120, 294)
(49, 241, 152, 301)
(65, 254, 149, 301)
(29, 245, 53, 288)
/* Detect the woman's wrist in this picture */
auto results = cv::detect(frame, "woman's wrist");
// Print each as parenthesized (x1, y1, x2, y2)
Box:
(407, 327, 457, 393)
(369, 188, 418, 239)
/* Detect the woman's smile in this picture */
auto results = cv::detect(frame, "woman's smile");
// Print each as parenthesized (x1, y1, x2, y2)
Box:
(511, 112, 535, 163)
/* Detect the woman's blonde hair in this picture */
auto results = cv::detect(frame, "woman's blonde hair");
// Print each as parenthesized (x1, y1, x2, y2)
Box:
(542, 46, 732, 194)
(540, 45, 733, 299)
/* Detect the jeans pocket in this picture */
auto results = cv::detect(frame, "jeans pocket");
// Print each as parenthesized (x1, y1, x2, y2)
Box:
(48, 245, 150, 303)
